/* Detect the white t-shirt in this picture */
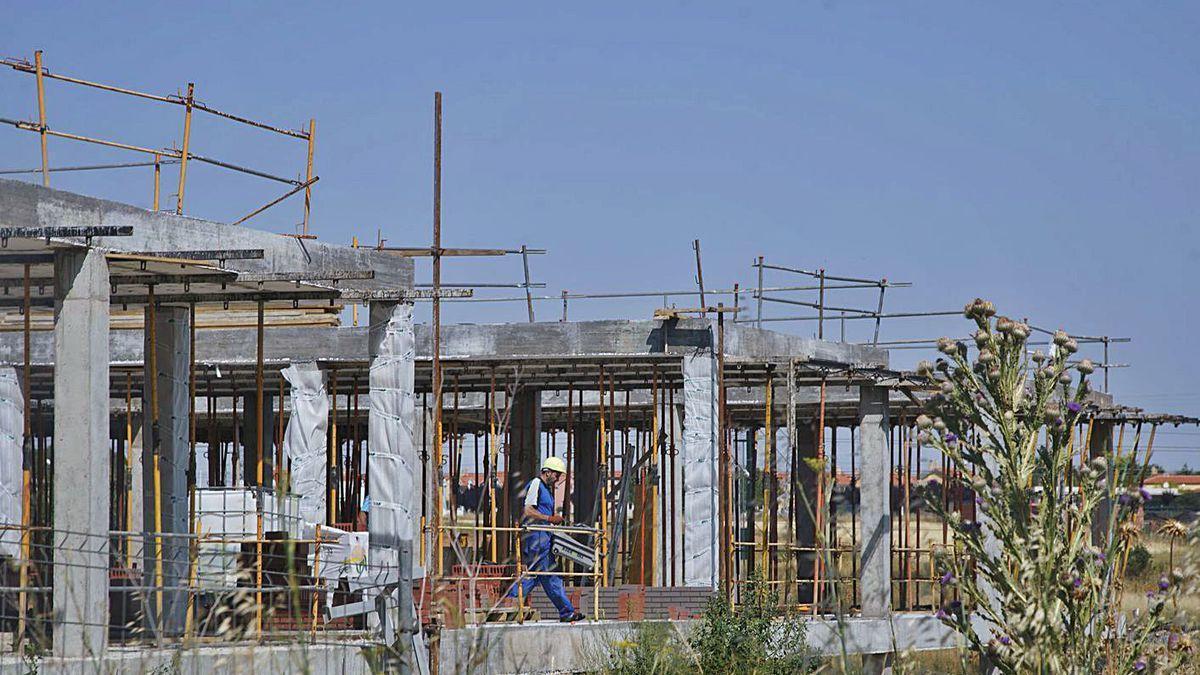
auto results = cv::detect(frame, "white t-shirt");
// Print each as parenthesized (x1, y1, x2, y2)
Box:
(524, 477, 544, 508)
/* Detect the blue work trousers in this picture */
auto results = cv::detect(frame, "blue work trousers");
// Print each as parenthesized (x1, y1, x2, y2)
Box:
(506, 533, 575, 619)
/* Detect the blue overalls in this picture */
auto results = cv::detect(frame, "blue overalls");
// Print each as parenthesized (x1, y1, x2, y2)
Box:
(505, 478, 576, 619)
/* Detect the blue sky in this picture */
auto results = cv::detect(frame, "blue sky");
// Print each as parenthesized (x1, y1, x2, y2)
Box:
(3, 2, 1198, 466)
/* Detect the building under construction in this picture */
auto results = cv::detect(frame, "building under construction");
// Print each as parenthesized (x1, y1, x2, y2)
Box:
(0, 54, 1193, 674)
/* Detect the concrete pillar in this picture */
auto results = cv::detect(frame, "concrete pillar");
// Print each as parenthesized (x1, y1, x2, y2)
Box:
(367, 302, 417, 650)
(858, 384, 893, 674)
(141, 304, 192, 636)
(681, 348, 718, 589)
(571, 421, 599, 525)
(794, 420, 819, 603)
(0, 366, 23, 559)
(241, 392, 275, 488)
(281, 362, 328, 526)
(507, 388, 542, 494)
(741, 427, 758, 572)
(1089, 422, 1114, 545)
(52, 249, 109, 658)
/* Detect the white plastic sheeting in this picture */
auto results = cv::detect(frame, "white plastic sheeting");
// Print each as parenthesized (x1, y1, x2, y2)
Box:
(682, 348, 719, 588)
(282, 362, 328, 525)
(368, 303, 417, 550)
(0, 367, 22, 558)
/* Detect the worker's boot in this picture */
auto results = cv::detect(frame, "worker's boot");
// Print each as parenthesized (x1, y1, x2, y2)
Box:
(559, 611, 585, 623)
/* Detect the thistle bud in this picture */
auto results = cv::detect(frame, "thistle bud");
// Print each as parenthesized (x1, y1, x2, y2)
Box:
(1031, 350, 1046, 364)
(937, 337, 957, 355)
(933, 418, 947, 432)
(1059, 372, 1072, 384)
(982, 300, 996, 317)
(978, 349, 996, 365)
(916, 360, 934, 377)
(1064, 339, 1078, 354)
(995, 317, 1013, 334)
(1053, 330, 1070, 347)
(1012, 322, 1030, 340)
(917, 430, 930, 444)
(1077, 359, 1095, 375)
(1090, 456, 1107, 471)
(916, 414, 933, 430)
(940, 381, 954, 395)
(974, 330, 990, 347)
(988, 366, 1001, 379)
(1044, 403, 1061, 425)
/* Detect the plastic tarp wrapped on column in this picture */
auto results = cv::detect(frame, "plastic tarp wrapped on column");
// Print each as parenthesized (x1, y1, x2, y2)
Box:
(282, 362, 328, 525)
(0, 367, 21, 558)
(682, 347, 719, 588)
(369, 302, 417, 556)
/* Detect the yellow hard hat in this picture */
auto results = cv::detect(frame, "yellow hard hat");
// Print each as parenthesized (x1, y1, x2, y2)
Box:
(541, 456, 567, 474)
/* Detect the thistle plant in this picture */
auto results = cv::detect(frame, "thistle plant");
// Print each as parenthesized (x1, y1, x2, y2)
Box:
(917, 299, 1176, 674)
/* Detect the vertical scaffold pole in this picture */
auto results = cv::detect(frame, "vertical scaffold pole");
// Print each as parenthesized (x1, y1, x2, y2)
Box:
(175, 83, 194, 215)
(34, 51, 49, 188)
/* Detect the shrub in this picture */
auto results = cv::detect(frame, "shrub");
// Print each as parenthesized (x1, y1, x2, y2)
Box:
(918, 300, 1179, 674)
(1124, 544, 1152, 579)
(687, 576, 814, 674)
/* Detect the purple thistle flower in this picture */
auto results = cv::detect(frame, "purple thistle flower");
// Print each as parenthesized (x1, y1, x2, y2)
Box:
(935, 608, 949, 620)
(999, 636, 1011, 646)
(1067, 401, 1082, 413)
(1146, 591, 1156, 599)
(1095, 551, 1106, 563)
(945, 432, 958, 443)
(1159, 577, 1170, 591)
(1134, 660, 1146, 671)
(949, 600, 962, 612)
(939, 571, 955, 586)
(1139, 487, 1152, 502)
(1073, 577, 1083, 589)
(1119, 494, 1132, 506)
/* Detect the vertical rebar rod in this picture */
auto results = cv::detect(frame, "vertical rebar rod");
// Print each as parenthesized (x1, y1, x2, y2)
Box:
(175, 83, 195, 215)
(693, 239, 706, 312)
(186, 303, 198, 637)
(716, 304, 730, 598)
(760, 372, 772, 574)
(872, 281, 887, 346)
(34, 51, 49, 187)
(817, 269, 826, 340)
(521, 244, 534, 323)
(756, 256, 764, 328)
(152, 153, 161, 211)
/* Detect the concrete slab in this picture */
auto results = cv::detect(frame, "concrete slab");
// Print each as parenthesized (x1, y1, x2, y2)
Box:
(0, 178, 412, 290)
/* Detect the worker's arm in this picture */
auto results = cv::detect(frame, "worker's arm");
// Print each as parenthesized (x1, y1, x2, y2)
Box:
(524, 505, 562, 523)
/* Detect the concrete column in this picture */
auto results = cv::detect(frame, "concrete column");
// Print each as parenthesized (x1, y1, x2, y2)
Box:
(281, 362, 328, 526)
(52, 249, 109, 658)
(1089, 422, 1114, 545)
(241, 392, 275, 488)
(681, 348, 718, 589)
(794, 420, 819, 603)
(141, 304, 192, 636)
(367, 302, 417, 650)
(0, 367, 23, 559)
(571, 421, 599, 525)
(507, 389, 542, 494)
(741, 427, 758, 572)
(664, 405, 685, 586)
(858, 384, 893, 674)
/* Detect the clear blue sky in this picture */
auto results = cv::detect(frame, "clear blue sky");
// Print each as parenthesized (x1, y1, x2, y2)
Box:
(3, 2, 1198, 467)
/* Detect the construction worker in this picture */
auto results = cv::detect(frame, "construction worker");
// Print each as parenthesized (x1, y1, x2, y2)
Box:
(505, 455, 585, 622)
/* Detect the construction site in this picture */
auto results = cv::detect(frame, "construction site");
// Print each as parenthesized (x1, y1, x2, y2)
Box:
(0, 50, 1195, 674)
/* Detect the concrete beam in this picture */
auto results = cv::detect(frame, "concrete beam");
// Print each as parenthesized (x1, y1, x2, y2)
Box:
(51, 249, 109, 658)
(0, 179, 412, 290)
(0, 320, 888, 371)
